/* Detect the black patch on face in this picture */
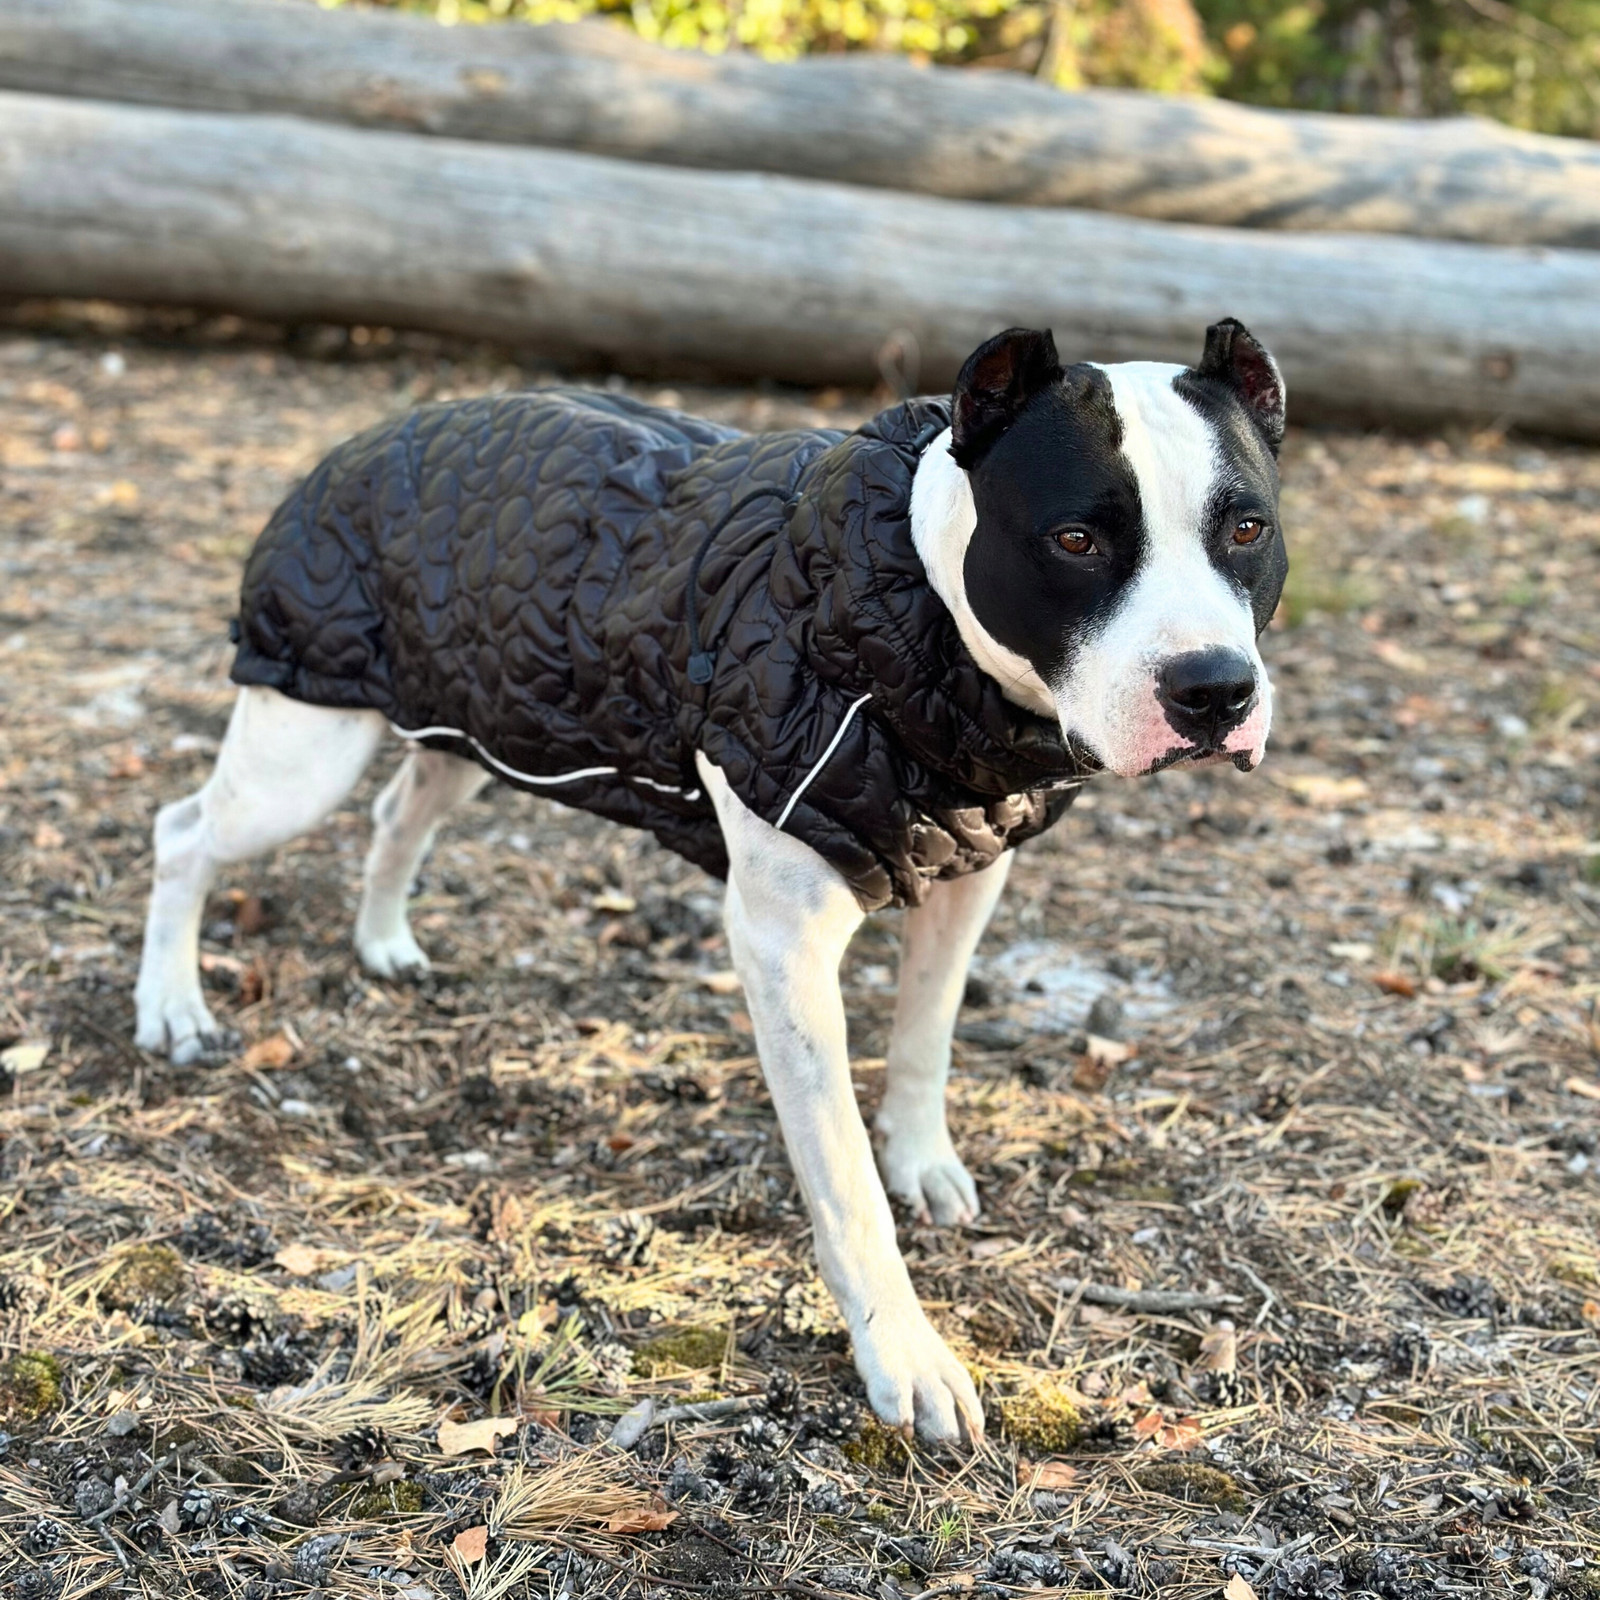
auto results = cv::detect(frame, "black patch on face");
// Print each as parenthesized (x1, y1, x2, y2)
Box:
(961, 364, 1144, 686)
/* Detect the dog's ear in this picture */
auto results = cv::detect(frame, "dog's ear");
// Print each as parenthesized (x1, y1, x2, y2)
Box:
(950, 328, 1063, 468)
(1196, 318, 1286, 453)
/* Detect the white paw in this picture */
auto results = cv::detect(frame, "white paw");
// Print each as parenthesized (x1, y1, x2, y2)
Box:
(357, 925, 430, 979)
(852, 1302, 984, 1444)
(134, 990, 237, 1064)
(875, 1117, 981, 1226)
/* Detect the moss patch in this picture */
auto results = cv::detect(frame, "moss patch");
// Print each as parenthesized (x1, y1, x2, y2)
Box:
(841, 1418, 912, 1472)
(349, 1480, 426, 1519)
(996, 1381, 1082, 1453)
(0, 1352, 63, 1426)
(631, 1324, 728, 1376)
(101, 1244, 188, 1310)
(1133, 1461, 1248, 1512)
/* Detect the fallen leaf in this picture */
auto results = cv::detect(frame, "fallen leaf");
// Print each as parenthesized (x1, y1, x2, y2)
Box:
(1374, 970, 1417, 998)
(701, 971, 742, 996)
(241, 1034, 295, 1070)
(591, 890, 636, 914)
(1030, 1459, 1079, 1491)
(108, 745, 145, 779)
(1159, 1415, 1204, 1452)
(234, 894, 267, 935)
(1581, 1300, 1599, 1328)
(1564, 1075, 1600, 1103)
(606, 1502, 678, 1534)
(1, 1040, 50, 1075)
(728, 1010, 754, 1034)
(273, 1243, 332, 1277)
(32, 821, 65, 850)
(438, 1415, 518, 1457)
(1132, 1408, 1165, 1440)
(1226, 1575, 1259, 1600)
(1196, 1321, 1237, 1374)
(451, 1525, 489, 1564)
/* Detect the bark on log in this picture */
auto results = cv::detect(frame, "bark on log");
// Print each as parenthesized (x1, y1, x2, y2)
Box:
(2, 0, 1600, 250)
(2, 91, 1598, 438)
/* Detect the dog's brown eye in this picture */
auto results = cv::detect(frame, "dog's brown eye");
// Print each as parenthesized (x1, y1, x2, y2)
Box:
(1055, 526, 1097, 556)
(1233, 518, 1267, 546)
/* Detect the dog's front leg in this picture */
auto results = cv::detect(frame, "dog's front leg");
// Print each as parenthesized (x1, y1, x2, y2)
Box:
(697, 757, 983, 1443)
(876, 853, 1012, 1225)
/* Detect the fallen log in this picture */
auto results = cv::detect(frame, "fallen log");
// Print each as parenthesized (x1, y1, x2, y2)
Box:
(2, 0, 1599, 250)
(2, 92, 1598, 438)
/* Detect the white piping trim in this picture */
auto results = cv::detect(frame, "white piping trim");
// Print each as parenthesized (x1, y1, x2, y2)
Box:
(774, 692, 873, 832)
(389, 721, 698, 801)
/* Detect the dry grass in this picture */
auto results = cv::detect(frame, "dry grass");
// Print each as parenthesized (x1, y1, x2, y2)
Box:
(1, 303, 1598, 1599)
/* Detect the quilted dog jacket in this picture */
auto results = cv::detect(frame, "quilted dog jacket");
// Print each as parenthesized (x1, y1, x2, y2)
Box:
(231, 389, 1091, 910)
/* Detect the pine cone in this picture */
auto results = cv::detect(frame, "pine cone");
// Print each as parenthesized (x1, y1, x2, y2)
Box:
(763, 1368, 802, 1419)
(737, 1415, 787, 1458)
(1266, 1554, 1345, 1600)
(73, 1477, 116, 1520)
(337, 1424, 390, 1470)
(805, 1393, 860, 1443)
(24, 1516, 65, 1554)
(730, 1460, 779, 1511)
(701, 1442, 742, 1484)
(178, 1487, 217, 1530)
(128, 1514, 165, 1551)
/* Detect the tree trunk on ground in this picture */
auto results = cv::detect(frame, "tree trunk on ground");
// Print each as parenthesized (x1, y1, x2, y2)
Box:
(2, 92, 1597, 437)
(1, 0, 1599, 249)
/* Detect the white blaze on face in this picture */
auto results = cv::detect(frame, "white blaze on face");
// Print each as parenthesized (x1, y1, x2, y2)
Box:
(1051, 362, 1272, 777)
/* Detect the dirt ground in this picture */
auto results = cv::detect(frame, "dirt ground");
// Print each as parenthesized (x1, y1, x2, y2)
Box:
(1, 303, 1598, 1600)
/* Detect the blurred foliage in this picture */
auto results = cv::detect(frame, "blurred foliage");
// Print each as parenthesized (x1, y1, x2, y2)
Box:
(331, 0, 1600, 135)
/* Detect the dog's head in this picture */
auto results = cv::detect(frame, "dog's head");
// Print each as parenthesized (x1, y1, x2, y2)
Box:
(917, 320, 1288, 778)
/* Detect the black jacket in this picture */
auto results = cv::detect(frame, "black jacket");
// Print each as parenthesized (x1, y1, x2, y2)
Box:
(231, 389, 1090, 910)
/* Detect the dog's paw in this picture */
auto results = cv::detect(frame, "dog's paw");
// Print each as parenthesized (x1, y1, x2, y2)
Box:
(852, 1304, 984, 1444)
(134, 992, 238, 1064)
(357, 927, 430, 980)
(875, 1118, 981, 1226)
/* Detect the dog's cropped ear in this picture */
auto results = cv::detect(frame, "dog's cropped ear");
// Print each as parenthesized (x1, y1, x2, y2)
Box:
(1196, 318, 1286, 453)
(950, 328, 1063, 469)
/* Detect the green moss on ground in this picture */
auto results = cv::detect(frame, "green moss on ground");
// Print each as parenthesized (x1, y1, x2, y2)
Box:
(996, 1381, 1083, 1453)
(350, 1480, 426, 1518)
(841, 1418, 912, 1472)
(101, 1243, 188, 1310)
(0, 1352, 63, 1426)
(631, 1325, 728, 1376)
(1133, 1460, 1248, 1512)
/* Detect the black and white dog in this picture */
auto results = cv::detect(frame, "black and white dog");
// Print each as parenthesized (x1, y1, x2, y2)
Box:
(135, 321, 1288, 1442)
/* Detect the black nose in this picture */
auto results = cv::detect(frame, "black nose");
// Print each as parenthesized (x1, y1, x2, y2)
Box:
(1157, 648, 1257, 745)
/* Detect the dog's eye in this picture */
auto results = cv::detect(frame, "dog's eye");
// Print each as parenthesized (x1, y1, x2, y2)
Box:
(1233, 517, 1268, 546)
(1054, 526, 1097, 556)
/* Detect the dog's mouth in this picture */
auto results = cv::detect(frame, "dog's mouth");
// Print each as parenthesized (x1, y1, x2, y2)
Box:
(1143, 744, 1259, 776)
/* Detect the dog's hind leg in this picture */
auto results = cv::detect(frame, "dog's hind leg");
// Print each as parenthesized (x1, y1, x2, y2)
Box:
(875, 853, 1013, 1226)
(355, 748, 488, 977)
(134, 687, 386, 1062)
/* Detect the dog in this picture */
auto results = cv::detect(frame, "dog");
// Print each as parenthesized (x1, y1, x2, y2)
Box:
(135, 319, 1288, 1442)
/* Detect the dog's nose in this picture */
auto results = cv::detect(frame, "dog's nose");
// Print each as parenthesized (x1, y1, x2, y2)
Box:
(1157, 648, 1257, 744)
